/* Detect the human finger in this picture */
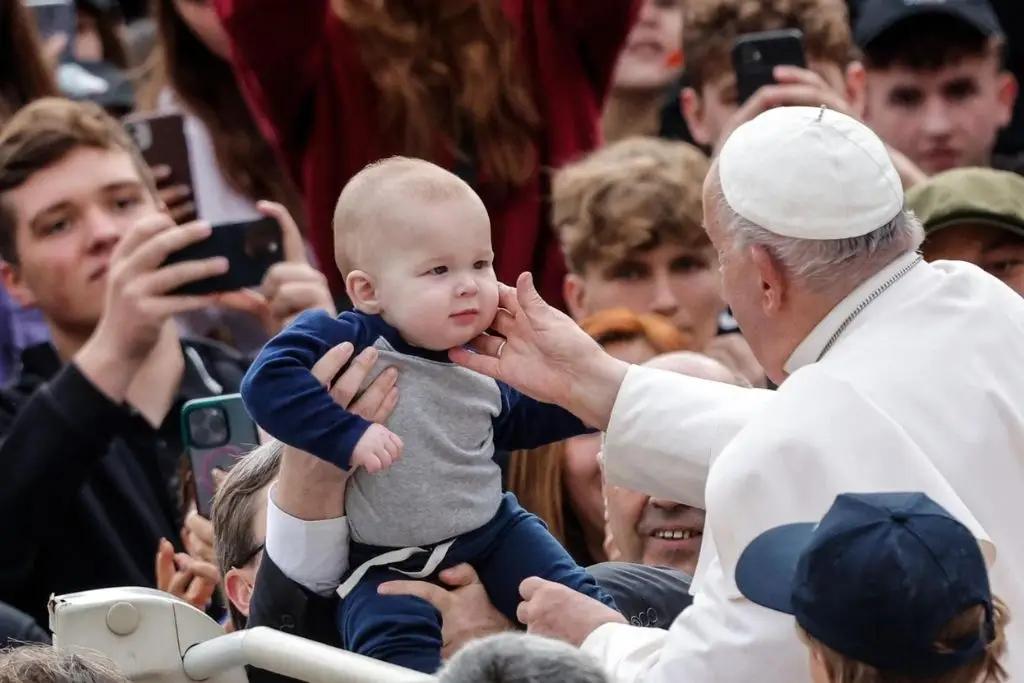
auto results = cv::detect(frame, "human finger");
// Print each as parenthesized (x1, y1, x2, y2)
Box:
(122, 220, 214, 275)
(449, 343, 500, 379)
(516, 600, 532, 625)
(348, 365, 398, 421)
(182, 558, 220, 583)
(166, 568, 193, 597)
(489, 308, 517, 338)
(311, 342, 357, 386)
(110, 212, 178, 263)
(43, 34, 68, 67)
(496, 281, 523, 317)
(514, 272, 552, 328)
(151, 165, 172, 183)
(159, 184, 192, 205)
(262, 263, 326, 301)
(257, 200, 306, 264)
(134, 256, 228, 296)
(438, 563, 482, 589)
(266, 281, 331, 319)
(148, 293, 224, 318)
(373, 387, 399, 424)
(185, 508, 215, 545)
(386, 432, 403, 459)
(519, 576, 545, 601)
(328, 346, 380, 407)
(377, 579, 452, 611)
(215, 289, 271, 318)
(155, 538, 176, 591)
(184, 575, 216, 608)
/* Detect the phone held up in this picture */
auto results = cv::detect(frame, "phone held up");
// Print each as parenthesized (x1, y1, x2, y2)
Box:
(25, 0, 76, 62)
(733, 29, 808, 105)
(181, 394, 260, 519)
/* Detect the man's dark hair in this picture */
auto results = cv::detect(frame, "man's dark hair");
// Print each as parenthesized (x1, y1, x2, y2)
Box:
(862, 15, 1004, 72)
(0, 98, 156, 264)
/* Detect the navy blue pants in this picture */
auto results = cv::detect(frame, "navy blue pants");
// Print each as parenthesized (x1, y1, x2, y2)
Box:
(337, 493, 616, 673)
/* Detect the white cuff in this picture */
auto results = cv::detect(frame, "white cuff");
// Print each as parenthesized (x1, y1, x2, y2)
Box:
(264, 483, 350, 597)
(581, 622, 667, 683)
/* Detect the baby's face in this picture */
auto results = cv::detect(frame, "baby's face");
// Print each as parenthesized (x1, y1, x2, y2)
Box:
(372, 195, 500, 351)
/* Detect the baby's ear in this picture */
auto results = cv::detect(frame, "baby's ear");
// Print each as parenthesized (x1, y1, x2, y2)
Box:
(346, 270, 381, 314)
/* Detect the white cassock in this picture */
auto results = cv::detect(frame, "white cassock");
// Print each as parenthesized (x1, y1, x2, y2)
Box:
(583, 251, 1024, 683)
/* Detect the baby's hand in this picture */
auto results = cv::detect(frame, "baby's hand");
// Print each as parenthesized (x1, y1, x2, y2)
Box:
(351, 424, 403, 473)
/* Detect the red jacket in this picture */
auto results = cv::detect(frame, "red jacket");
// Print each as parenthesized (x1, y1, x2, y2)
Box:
(213, 0, 638, 306)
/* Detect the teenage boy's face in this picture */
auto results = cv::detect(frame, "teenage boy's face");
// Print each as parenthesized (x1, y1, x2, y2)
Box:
(564, 243, 724, 348)
(682, 59, 849, 150)
(0, 146, 160, 335)
(862, 55, 1016, 175)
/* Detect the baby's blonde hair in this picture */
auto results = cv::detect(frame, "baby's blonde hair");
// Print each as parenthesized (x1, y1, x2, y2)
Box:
(332, 156, 479, 276)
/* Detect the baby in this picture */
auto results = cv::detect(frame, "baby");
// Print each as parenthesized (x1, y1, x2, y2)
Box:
(241, 157, 615, 674)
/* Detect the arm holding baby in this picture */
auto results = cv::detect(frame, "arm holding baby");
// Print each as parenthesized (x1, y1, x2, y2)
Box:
(240, 310, 403, 473)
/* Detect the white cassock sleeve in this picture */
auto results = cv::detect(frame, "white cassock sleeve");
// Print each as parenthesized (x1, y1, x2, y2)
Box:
(264, 483, 351, 597)
(583, 370, 993, 683)
(601, 365, 774, 508)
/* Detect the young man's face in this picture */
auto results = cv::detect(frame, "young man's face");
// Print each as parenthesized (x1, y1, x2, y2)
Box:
(1, 146, 159, 335)
(922, 223, 1024, 296)
(862, 55, 1016, 175)
(683, 59, 849, 150)
(563, 243, 723, 348)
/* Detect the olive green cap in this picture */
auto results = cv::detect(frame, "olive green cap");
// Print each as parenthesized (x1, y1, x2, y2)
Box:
(905, 167, 1024, 238)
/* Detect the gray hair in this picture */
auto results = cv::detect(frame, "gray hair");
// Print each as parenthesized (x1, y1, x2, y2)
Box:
(438, 634, 610, 683)
(211, 439, 284, 629)
(710, 181, 924, 291)
(0, 645, 129, 683)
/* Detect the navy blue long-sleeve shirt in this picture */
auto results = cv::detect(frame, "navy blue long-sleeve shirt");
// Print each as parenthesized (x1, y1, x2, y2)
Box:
(242, 310, 590, 546)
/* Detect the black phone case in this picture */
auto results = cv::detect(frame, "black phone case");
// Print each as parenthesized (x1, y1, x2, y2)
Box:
(163, 217, 285, 296)
(733, 29, 808, 105)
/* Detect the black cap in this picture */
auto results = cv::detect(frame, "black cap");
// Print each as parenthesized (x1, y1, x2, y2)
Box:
(854, 0, 1003, 48)
(735, 492, 995, 677)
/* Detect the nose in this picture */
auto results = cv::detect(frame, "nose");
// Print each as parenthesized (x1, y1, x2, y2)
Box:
(456, 274, 479, 297)
(83, 208, 122, 253)
(649, 270, 679, 318)
(920, 98, 955, 139)
(637, 0, 660, 24)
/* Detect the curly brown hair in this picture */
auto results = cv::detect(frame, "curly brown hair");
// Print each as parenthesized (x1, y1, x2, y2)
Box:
(138, 0, 303, 223)
(683, 0, 855, 90)
(335, 0, 540, 190)
(552, 137, 711, 275)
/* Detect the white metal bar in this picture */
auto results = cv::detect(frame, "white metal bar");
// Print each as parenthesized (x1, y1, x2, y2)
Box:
(182, 627, 436, 683)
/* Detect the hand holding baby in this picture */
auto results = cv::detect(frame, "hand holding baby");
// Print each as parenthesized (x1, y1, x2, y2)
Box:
(352, 423, 404, 473)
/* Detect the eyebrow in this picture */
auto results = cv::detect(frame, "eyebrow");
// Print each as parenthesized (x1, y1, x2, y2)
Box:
(29, 180, 145, 229)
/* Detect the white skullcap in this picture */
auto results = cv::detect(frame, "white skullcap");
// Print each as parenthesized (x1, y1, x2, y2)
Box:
(718, 106, 904, 240)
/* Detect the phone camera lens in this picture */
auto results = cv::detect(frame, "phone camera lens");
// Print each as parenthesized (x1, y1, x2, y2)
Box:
(188, 406, 230, 448)
(244, 223, 282, 261)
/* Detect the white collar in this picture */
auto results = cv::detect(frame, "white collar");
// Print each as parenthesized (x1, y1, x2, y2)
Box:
(784, 251, 923, 375)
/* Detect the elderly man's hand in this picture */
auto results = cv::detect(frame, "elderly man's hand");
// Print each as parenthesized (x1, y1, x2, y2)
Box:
(516, 577, 626, 647)
(378, 564, 512, 659)
(449, 272, 629, 430)
(216, 201, 334, 336)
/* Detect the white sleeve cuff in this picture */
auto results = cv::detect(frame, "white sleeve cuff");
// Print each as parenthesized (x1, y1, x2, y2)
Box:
(264, 483, 350, 597)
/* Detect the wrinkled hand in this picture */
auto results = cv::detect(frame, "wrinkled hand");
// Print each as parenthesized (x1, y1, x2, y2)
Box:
(155, 538, 219, 610)
(153, 165, 196, 224)
(378, 564, 512, 660)
(215, 201, 334, 336)
(450, 272, 613, 414)
(351, 423, 403, 474)
(182, 504, 216, 564)
(517, 578, 626, 647)
(713, 66, 852, 157)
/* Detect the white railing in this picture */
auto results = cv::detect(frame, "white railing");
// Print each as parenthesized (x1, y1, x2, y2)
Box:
(48, 587, 435, 683)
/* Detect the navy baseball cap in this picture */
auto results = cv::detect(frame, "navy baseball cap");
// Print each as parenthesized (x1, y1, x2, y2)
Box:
(736, 492, 995, 676)
(854, 0, 1003, 48)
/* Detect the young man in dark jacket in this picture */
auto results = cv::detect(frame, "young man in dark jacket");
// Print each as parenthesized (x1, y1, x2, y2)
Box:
(0, 98, 332, 627)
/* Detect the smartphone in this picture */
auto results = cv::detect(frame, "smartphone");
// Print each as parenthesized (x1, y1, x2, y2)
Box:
(25, 0, 76, 62)
(181, 394, 260, 519)
(733, 29, 808, 105)
(123, 112, 195, 216)
(161, 216, 285, 295)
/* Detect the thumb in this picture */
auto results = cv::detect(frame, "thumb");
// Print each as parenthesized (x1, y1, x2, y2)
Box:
(155, 539, 175, 590)
(515, 272, 549, 324)
(438, 563, 481, 588)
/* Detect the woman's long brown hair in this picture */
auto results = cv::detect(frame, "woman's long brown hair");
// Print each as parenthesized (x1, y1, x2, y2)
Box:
(0, 1, 60, 123)
(138, 0, 302, 223)
(336, 0, 540, 190)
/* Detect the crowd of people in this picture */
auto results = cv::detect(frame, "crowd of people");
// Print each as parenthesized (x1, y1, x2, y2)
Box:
(0, 0, 1022, 682)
